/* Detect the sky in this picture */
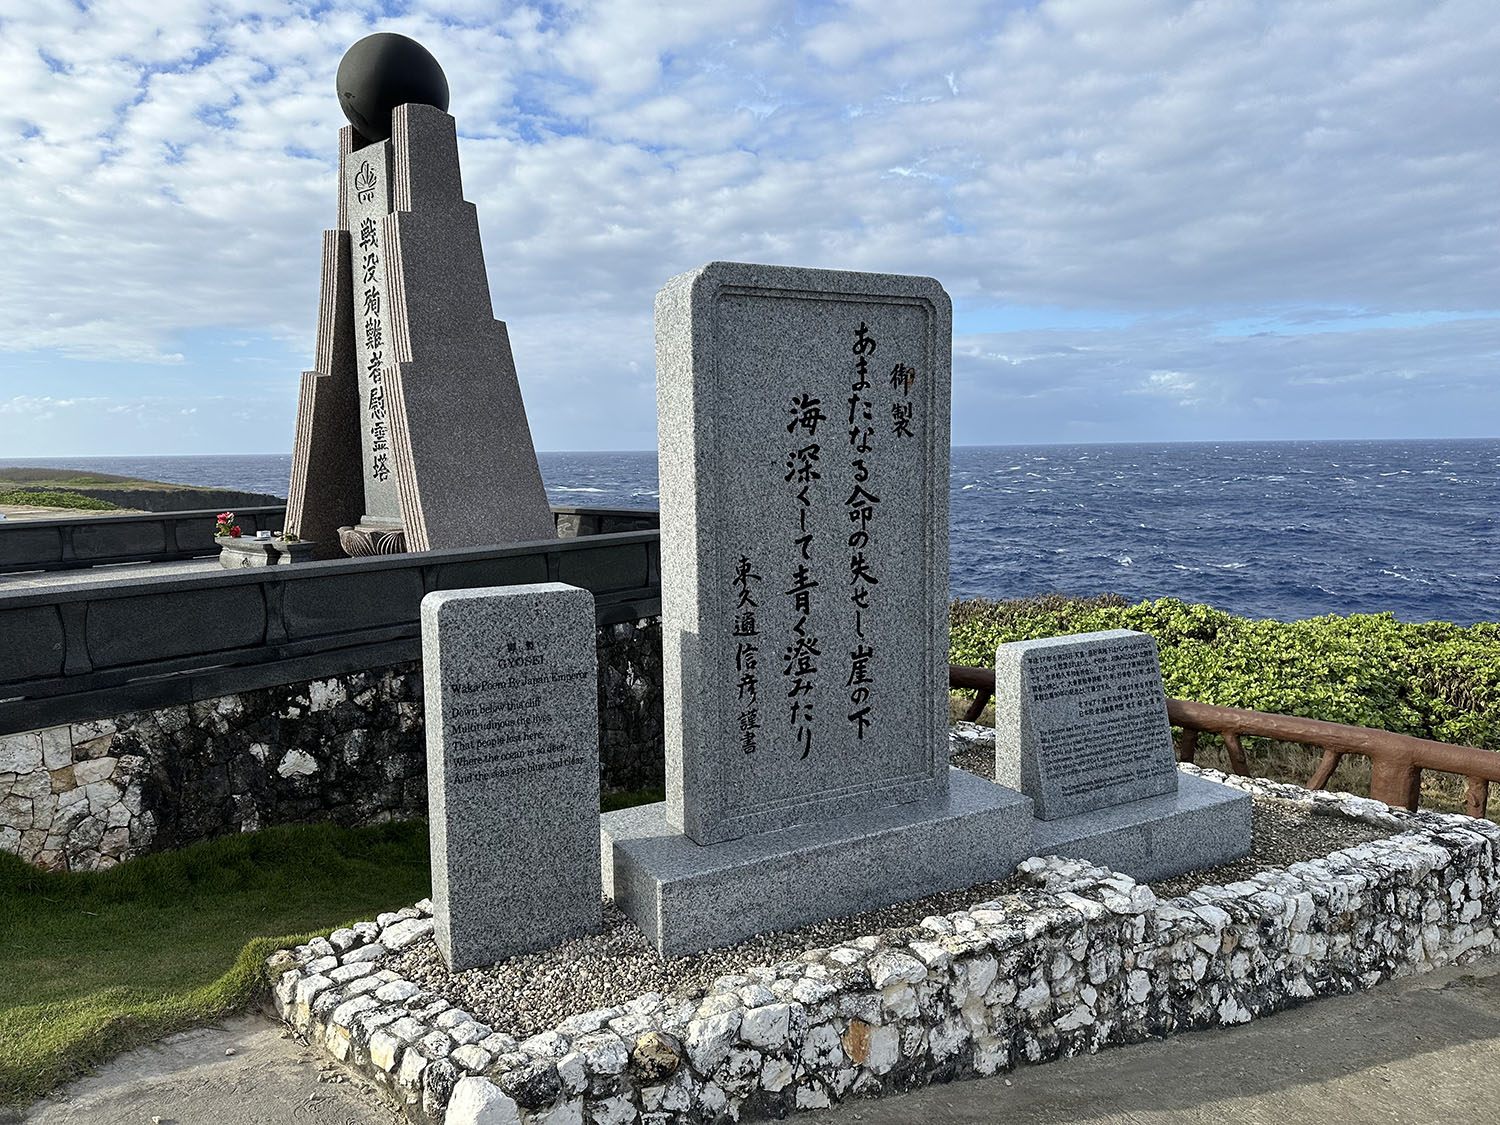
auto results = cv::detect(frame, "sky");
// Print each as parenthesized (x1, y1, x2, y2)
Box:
(0, 0, 1496, 455)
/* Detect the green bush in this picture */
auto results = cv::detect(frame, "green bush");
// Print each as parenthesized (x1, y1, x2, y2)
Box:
(0, 488, 118, 511)
(951, 596, 1500, 750)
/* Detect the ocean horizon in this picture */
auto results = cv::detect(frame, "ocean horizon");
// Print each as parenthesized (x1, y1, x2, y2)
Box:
(4, 437, 1497, 626)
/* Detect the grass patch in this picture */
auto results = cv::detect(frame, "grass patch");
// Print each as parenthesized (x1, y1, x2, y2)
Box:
(601, 787, 666, 813)
(0, 820, 431, 1106)
(0, 489, 119, 512)
(0, 469, 196, 491)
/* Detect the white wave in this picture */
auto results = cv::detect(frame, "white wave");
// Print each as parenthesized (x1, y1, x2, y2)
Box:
(1214, 562, 1249, 570)
(552, 486, 608, 493)
(1116, 555, 1133, 566)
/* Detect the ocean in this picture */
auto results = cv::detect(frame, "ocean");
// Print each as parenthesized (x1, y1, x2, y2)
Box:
(3, 439, 1496, 624)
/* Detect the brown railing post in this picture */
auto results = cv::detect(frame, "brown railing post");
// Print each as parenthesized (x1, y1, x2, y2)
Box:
(1175, 727, 1199, 764)
(1368, 757, 1421, 812)
(962, 688, 993, 723)
(1467, 778, 1491, 819)
(1222, 731, 1251, 777)
(1307, 748, 1343, 790)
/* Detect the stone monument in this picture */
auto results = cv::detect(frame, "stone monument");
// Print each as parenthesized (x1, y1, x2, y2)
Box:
(285, 33, 555, 559)
(996, 629, 1251, 881)
(602, 261, 1033, 956)
(421, 582, 602, 971)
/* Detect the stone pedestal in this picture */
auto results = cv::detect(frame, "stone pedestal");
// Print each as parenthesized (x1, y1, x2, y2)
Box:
(602, 262, 1034, 956)
(997, 629, 1251, 881)
(216, 537, 317, 568)
(604, 770, 1031, 957)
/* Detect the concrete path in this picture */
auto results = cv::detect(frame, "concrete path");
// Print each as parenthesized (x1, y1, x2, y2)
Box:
(0, 557, 219, 591)
(807, 958, 1500, 1125)
(14, 1015, 401, 1125)
(14, 959, 1500, 1125)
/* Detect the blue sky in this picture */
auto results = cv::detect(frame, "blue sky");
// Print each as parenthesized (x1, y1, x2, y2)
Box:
(1, 0, 1496, 455)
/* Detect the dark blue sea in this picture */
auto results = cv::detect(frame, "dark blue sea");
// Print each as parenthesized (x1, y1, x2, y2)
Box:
(4, 440, 1496, 624)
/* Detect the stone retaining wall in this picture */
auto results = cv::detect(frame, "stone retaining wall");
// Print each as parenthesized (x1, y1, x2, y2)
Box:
(0, 617, 663, 871)
(266, 768, 1500, 1125)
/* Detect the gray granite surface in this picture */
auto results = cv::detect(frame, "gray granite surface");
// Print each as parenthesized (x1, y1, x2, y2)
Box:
(1030, 770, 1253, 882)
(996, 629, 1180, 820)
(380, 104, 554, 552)
(602, 768, 1034, 957)
(654, 260, 954, 846)
(284, 223, 364, 559)
(422, 582, 601, 970)
(286, 106, 554, 560)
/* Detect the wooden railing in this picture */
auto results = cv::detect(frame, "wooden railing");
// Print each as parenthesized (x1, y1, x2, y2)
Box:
(950, 664, 1500, 817)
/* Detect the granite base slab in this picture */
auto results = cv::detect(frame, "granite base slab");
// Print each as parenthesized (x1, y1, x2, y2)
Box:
(1030, 771, 1252, 883)
(602, 769, 1034, 957)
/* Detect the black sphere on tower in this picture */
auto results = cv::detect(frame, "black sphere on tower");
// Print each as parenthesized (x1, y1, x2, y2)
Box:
(336, 32, 450, 143)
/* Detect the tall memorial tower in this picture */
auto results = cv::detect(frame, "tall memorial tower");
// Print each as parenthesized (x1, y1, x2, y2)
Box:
(285, 33, 555, 558)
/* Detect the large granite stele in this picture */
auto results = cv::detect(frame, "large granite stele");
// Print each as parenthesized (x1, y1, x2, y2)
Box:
(602, 262, 1032, 956)
(996, 629, 1251, 881)
(422, 583, 602, 970)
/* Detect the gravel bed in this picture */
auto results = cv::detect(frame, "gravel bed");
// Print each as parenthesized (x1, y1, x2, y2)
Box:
(387, 793, 1392, 1039)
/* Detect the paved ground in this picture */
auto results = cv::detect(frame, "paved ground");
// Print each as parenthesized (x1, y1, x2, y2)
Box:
(807, 958, 1500, 1125)
(14, 1016, 402, 1125)
(15, 959, 1500, 1125)
(0, 557, 219, 591)
(0, 506, 142, 523)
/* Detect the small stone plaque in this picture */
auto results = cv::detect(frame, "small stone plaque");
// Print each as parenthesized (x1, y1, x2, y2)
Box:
(421, 582, 601, 970)
(994, 629, 1179, 820)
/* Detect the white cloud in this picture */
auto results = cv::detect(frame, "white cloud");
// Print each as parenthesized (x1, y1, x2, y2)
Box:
(0, 0, 1496, 451)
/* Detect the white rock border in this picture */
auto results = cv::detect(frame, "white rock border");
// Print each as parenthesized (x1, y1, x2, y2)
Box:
(266, 766, 1500, 1125)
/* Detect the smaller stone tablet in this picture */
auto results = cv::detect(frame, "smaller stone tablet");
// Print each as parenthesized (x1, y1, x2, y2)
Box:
(995, 629, 1179, 821)
(421, 582, 602, 970)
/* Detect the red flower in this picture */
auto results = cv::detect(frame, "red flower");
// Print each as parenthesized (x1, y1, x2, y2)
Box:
(230, 526, 243, 538)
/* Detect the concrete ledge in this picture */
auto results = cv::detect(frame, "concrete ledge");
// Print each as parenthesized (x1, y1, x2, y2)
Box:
(1031, 771, 1252, 882)
(603, 768, 1035, 956)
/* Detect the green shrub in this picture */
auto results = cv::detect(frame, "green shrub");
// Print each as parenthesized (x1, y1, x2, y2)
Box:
(0, 488, 118, 511)
(951, 596, 1500, 750)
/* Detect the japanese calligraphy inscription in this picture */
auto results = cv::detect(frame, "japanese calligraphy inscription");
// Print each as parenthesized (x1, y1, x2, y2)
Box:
(657, 262, 953, 845)
(343, 141, 403, 526)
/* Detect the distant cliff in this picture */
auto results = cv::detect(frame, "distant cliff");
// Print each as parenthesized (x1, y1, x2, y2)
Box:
(0, 468, 283, 513)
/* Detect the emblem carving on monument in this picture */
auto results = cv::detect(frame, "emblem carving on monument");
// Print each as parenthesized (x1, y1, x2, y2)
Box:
(284, 32, 556, 559)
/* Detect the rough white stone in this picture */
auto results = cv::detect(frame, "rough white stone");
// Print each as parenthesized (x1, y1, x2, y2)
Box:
(382, 917, 435, 951)
(277, 750, 319, 778)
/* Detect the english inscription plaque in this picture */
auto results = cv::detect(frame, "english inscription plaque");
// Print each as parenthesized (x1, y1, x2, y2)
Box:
(994, 629, 1180, 820)
(421, 582, 601, 970)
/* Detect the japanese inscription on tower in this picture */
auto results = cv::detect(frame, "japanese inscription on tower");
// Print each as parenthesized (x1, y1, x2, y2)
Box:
(343, 142, 402, 526)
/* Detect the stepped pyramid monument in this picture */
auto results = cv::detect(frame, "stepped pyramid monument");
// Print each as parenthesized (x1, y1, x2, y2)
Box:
(285, 33, 555, 559)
